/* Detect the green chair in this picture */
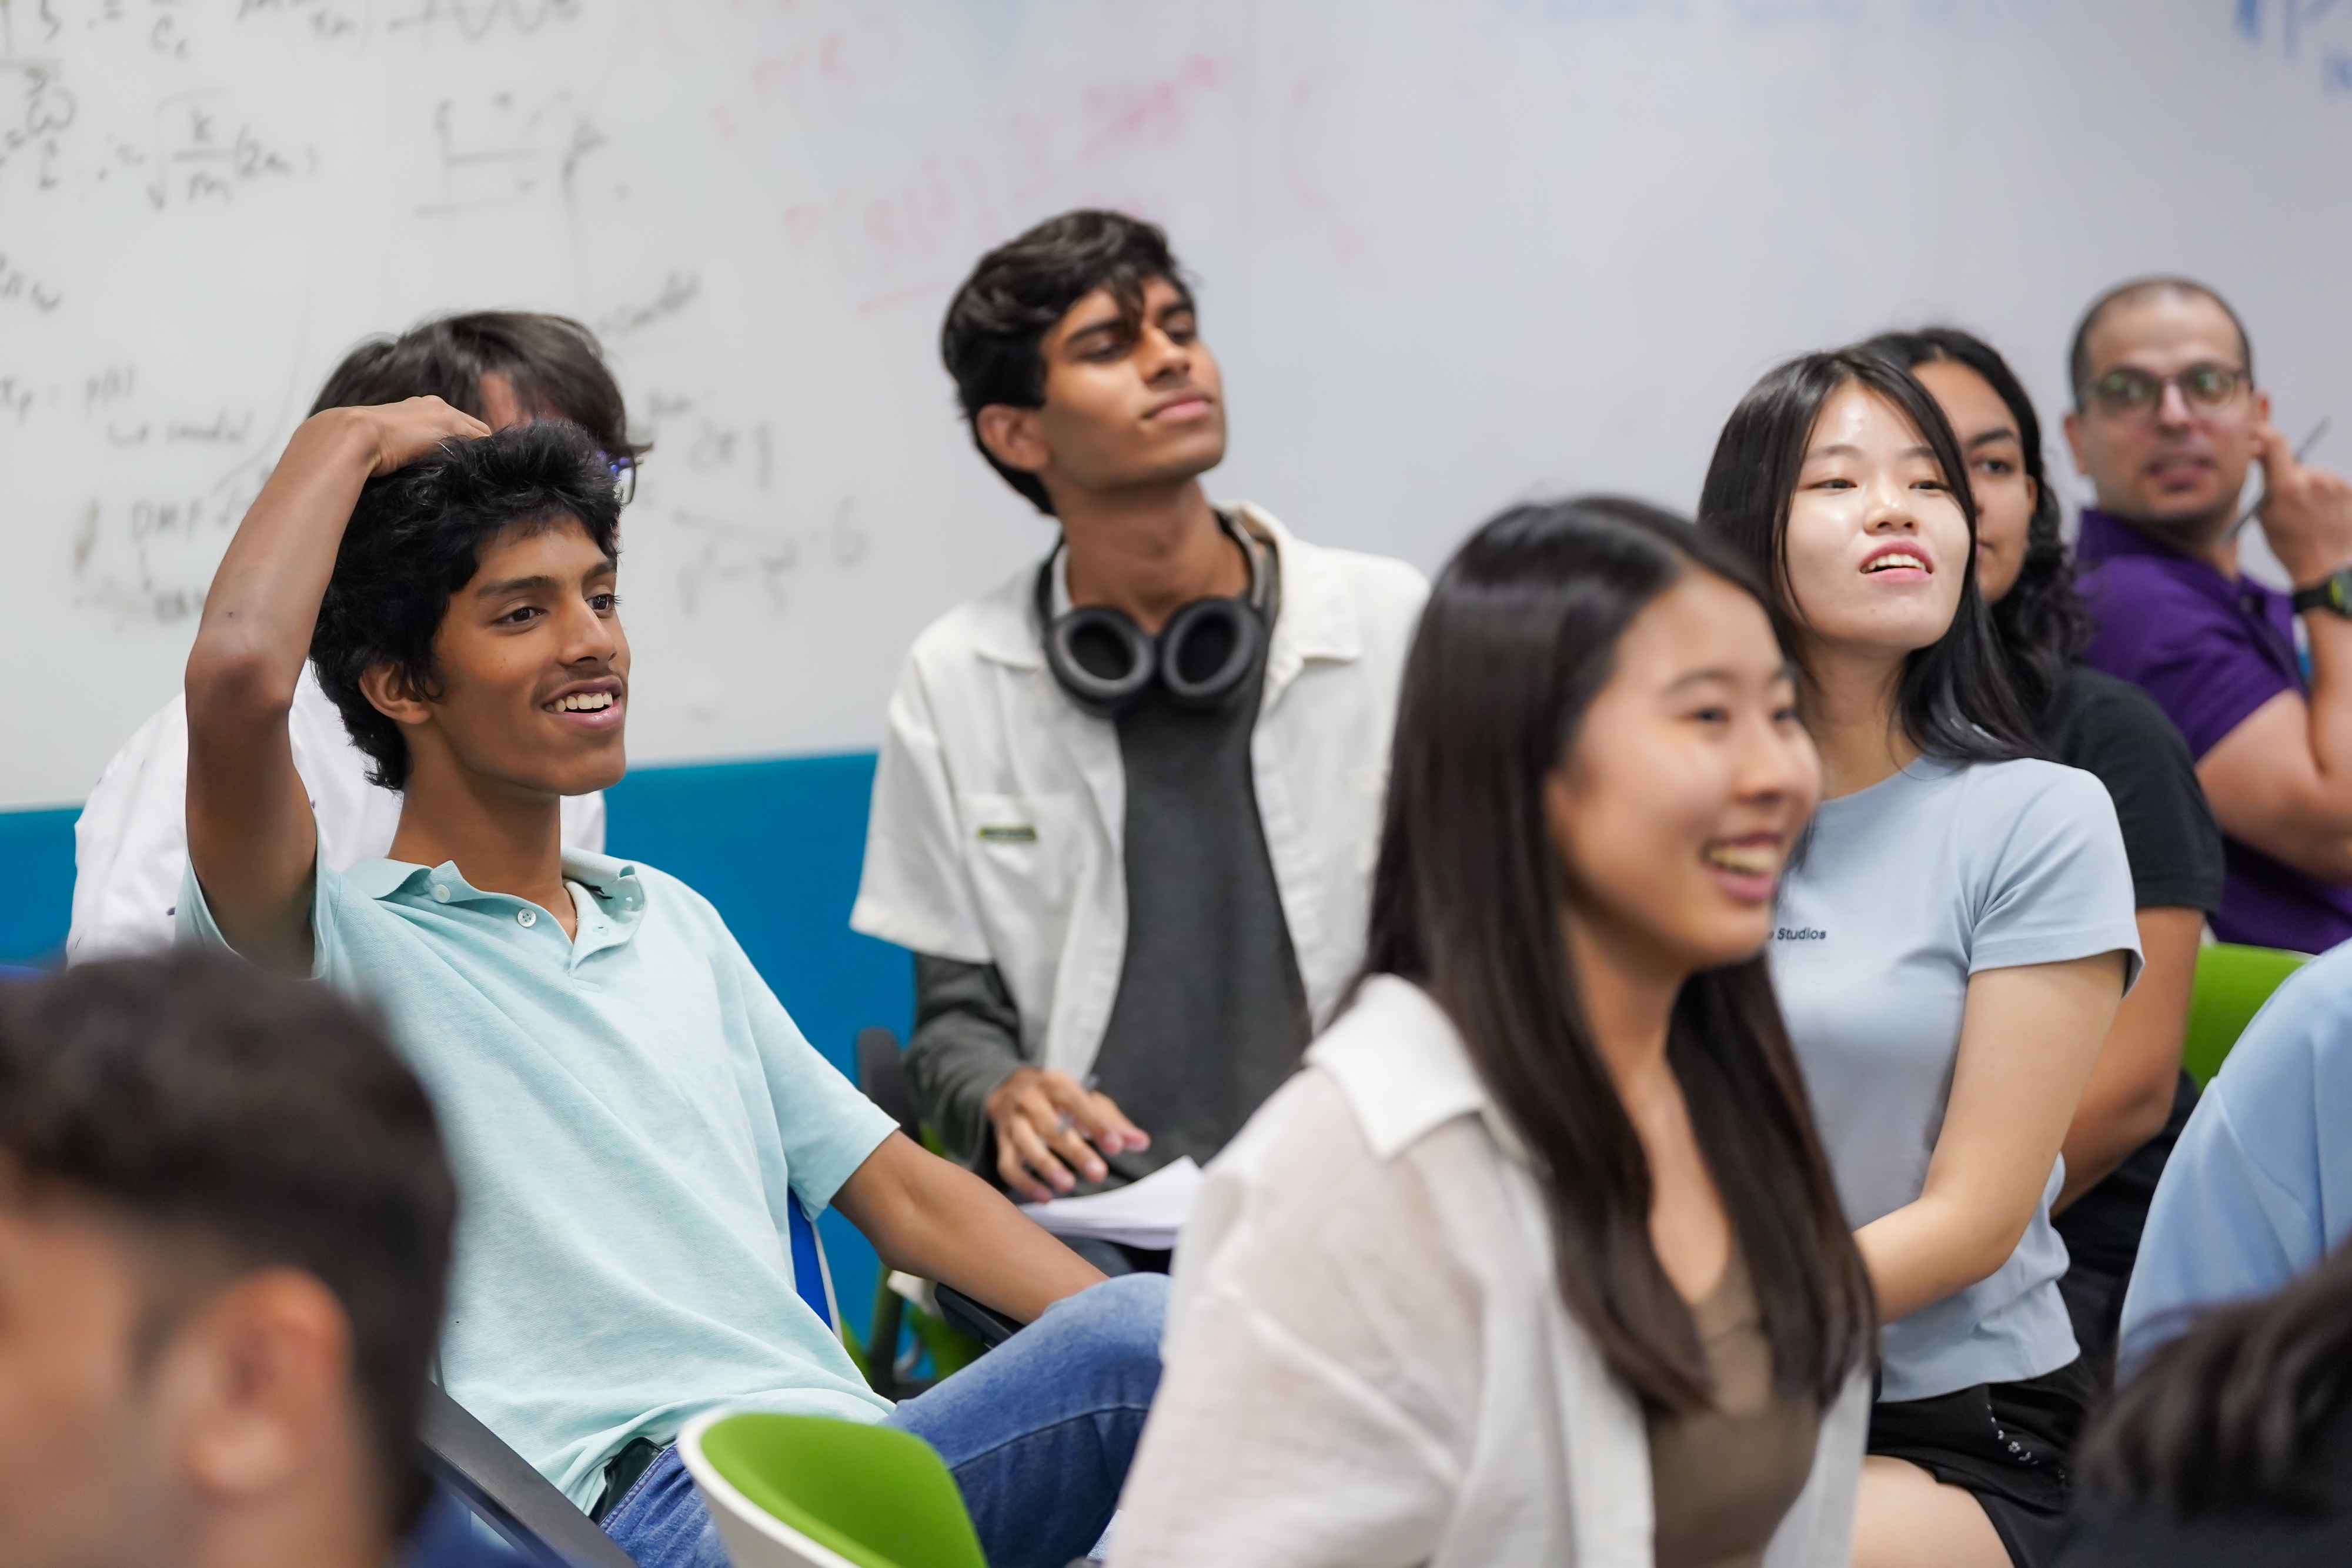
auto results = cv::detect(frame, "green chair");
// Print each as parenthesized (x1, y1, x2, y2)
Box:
(679, 1410, 986, 1568)
(2183, 942, 2310, 1088)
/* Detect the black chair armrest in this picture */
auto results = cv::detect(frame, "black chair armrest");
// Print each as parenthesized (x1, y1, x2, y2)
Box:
(933, 1283, 1022, 1349)
(419, 1384, 638, 1568)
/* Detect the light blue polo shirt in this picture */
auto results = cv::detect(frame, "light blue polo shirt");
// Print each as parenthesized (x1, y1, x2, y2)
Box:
(2119, 941, 2352, 1372)
(179, 850, 897, 1507)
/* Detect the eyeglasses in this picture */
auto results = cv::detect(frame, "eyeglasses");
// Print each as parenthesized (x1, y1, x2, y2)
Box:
(2080, 362, 2249, 419)
(608, 455, 639, 507)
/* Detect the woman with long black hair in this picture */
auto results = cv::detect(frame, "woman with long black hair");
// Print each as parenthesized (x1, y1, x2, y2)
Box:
(1112, 498, 1877, 1566)
(1860, 327, 2225, 1387)
(1699, 351, 2142, 1568)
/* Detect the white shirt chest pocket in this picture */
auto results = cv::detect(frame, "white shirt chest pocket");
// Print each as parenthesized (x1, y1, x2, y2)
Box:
(954, 791, 1088, 957)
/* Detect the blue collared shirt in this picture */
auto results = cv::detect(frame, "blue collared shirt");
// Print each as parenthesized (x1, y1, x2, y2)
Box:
(2118, 940, 2352, 1369)
(180, 850, 896, 1507)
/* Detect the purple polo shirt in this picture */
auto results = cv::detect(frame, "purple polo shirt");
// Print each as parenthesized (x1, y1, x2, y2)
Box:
(2077, 507, 2352, 954)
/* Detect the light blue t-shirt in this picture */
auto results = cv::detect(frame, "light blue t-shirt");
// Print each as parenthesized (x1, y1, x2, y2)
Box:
(1769, 756, 2140, 1401)
(2118, 941, 2352, 1371)
(181, 850, 897, 1506)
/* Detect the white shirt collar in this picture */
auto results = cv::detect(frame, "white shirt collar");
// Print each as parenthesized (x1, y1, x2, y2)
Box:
(1308, 975, 1530, 1165)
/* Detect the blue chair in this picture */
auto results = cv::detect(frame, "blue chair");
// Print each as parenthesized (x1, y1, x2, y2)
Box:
(424, 1198, 843, 1567)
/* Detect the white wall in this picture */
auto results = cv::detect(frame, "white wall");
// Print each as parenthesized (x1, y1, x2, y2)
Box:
(5, 0, 2348, 807)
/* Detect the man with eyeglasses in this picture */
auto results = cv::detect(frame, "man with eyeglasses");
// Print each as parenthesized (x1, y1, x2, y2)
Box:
(2066, 276, 2352, 955)
(69, 313, 635, 962)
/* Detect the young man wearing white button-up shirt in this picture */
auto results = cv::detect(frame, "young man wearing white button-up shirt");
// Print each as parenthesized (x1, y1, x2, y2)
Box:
(853, 211, 1427, 1237)
(178, 401, 1164, 1568)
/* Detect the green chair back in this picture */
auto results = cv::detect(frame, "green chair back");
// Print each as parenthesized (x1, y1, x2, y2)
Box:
(2183, 942, 2309, 1088)
(697, 1413, 987, 1568)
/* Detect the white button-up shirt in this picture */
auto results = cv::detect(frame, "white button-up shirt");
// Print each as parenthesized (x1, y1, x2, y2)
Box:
(851, 506, 1426, 1081)
(69, 666, 604, 962)
(1114, 975, 1872, 1568)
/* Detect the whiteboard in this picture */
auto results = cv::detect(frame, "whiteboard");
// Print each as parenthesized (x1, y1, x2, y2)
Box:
(6, 0, 2350, 808)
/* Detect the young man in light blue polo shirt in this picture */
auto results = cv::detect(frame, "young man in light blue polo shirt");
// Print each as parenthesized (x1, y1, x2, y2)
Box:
(178, 397, 1163, 1568)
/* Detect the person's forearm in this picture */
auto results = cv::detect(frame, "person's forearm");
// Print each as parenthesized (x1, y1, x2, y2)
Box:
(883, 1163, 1102, 1321)
(2055, 1074, 2174, 1212)
(182, 411, 387, 970)
(1855, 1192, 2034, 1323)
(904, 955, 1028, 1169)
(2298, 611, 2352, 812)
(834, 1132, 1102, 1322)
(2056, 906, 2203, 1211)
(186, 409, 382, 724)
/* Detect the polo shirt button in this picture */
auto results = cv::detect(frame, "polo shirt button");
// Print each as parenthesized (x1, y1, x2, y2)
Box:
(432, 884, 451, 902)
(516, 908, 537, 928)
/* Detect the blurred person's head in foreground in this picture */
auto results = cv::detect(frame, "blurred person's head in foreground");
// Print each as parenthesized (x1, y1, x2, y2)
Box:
(0, 954, 454, 1568)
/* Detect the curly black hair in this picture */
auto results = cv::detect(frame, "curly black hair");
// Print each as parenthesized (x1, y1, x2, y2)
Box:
(310, 420, 621, 790)
(0, 953, 453, 1532)
(940, 209, 1191, 515)
(1858, 326, 2094, 726)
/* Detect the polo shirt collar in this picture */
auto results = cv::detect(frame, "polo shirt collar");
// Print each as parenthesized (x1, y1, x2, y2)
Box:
(2078, 505, 2286, 613)
(345, 858, 437, 901)
(2075, 506, 2173, 567)
(2079, 506, 2251, 584)
(561, 850, 649, 915)
(343, 854, 647, 967)
(346, 852, 643, 904)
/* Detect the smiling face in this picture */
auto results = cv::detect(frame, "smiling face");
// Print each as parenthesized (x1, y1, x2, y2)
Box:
(975, 275, 1226, 503)
(362, 516, 629, 801)
(1781, 382, 1972, 667)
(1912, 359, 2038, 606)
(2064, 288, 2264, 533)
(1545, 570, 1821, 976)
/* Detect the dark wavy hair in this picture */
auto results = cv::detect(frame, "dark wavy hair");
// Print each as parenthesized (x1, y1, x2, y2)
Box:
(1698, 349, 2036, 764)
(0, 954, 455, 1533)
(1859, 327, 2093, 726)
(310, 421, 621, 790)
(940, 209, 1191, 515)
(1361, 496, 1876, 1414)
(312, 310, 647, 470)
(2079, 1238, 2352, 1519)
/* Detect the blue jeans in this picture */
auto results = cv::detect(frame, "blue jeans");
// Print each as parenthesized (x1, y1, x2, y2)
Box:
(601, 1273, 1166, 1568)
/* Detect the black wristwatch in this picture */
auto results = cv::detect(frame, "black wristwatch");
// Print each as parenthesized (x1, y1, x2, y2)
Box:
(2290, 568, 2352, 617)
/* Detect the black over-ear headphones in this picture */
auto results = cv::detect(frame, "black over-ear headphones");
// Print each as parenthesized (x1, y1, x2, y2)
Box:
(1034, 512, 1277, 720)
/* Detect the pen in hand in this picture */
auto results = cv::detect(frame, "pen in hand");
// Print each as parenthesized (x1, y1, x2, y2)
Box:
(2238, 415, 2333, 531)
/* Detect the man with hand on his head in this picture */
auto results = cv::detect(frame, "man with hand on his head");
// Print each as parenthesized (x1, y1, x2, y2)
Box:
(69, 312, 630, 964)
(178, 397, 1158, 1568)
(2068, 277, 2352, 954)
(853, 211, 1425, 1259)
(0, 953, 524, 1568)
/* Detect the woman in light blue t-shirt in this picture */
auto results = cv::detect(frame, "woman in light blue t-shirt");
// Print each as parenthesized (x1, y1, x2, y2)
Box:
(1699, 350, 2141, 1568)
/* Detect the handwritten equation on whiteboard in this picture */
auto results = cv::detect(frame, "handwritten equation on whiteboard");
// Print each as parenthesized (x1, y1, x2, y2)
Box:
(0, 0, 892, 633)
(2236, 0, 2352, 96)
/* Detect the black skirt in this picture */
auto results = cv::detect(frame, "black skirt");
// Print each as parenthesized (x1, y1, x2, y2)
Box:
(1868, 1358, 2097, 1568)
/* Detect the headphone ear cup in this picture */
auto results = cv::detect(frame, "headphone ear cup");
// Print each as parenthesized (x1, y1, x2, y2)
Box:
(1160, 596, 1264, 710)
(1045, 605, 1157, 719)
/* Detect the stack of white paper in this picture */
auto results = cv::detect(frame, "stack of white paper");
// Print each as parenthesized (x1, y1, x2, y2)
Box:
(1018, 1156, 1204, 1251)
